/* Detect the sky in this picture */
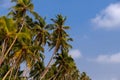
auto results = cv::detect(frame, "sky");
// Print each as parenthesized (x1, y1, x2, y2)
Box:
(1, 0, 120, 80)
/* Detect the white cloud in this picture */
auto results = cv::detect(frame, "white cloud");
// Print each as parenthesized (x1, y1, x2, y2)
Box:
(95, 53, 120, 63)
(92, 2, 120, 29)
(69, 49, 82, 59)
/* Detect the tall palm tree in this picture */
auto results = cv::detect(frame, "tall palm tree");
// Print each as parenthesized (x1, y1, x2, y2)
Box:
(30, 61, 45, 80)
(28, 12, 52, 80)
(0, 0, 39, 79)
(50, 52, 78, 80)
(0, 1, 91, 80)
(40, 14, 73, 79)
(0, 0, 34, 66)
(1, 0, 51, 79)
(0, 16, 17, 66)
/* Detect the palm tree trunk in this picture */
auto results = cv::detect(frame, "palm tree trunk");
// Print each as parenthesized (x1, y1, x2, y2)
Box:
(1, 38, 8, 54)
(2, 49, 22, 80)
(2, 67, 14, 80)
(0, 20, 25, 66)
(48, 65, 62, 80)
(40, 40, 60, 80)
(53, 65, 62, 80)
(14, 66, 19, 80)
(9, 68, 13, 80)
(0, 38, 8, 66)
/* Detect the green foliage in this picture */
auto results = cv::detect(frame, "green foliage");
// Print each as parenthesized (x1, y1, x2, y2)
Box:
(80, 72, 91, 80)
(0, 0, 91, 80)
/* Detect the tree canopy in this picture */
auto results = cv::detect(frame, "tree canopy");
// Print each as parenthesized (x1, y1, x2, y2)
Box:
(0, 0, 91, 80)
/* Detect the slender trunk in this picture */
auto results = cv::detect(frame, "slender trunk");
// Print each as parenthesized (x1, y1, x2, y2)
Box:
(2, 52, 22, 80)
(0, 38, 8, 66)
(14, 66, 19, 80)
(53, 65, 62, 80)
(9, 67, 13, 80)
(0, 20, 25, 66)
(40, 40, 60, 80)
(2, 67, 14, 80)
(48, 75, 55, 80)
(2, 38, 7, 54)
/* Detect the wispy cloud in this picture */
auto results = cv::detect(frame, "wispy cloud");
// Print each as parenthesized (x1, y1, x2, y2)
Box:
(91, 2, 120, 29)
(93, 52, 120, 64)
(69, 49, 82, 59)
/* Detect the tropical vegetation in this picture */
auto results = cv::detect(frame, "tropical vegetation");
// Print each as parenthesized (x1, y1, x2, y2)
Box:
(0, 0, 91, 80)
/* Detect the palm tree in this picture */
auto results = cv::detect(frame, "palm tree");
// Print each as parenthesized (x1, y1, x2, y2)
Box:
(0, 0, 34, 66)
(0, 16, 17, 66)
(80, 72, 91, 80)
(50, 52, 78, 80)
(40, 14, 73, 79)
(30, 61, 45, 80)
(28, 13, 52, 80)
(0, 1, 91, 80)
(71, 69, 81, 80)
(0, 0, 39, 79)
(1, 0, 51, 79)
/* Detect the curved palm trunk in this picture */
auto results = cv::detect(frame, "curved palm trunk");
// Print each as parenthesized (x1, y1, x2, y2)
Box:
(9, 67, 13, 80)
(0, 20, 25, 66)
(2, 55, 21, 80)
(0, 37, 9, 66)
(14, 66, 19, 80)
(53, 65, 62, 80)
(2, 67, 14, 80)
(1, 37, 8, 55)
(40, 40, 60, 80)
(48, 65, 62, 80)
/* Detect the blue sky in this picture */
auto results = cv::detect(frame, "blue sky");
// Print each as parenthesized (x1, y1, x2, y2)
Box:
(1, 0, 120, 80)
